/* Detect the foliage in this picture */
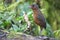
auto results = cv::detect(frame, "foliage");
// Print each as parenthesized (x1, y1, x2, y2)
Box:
(0, 0, 60, 39)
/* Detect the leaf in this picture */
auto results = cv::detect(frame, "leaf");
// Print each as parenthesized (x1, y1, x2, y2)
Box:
(12, 24, 19, 32)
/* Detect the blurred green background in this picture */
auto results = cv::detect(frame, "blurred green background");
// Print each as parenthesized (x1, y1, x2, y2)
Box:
(0, 0, 60, 39)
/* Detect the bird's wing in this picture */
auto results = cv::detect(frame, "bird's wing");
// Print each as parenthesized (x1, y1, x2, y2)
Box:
(37, 14, 46, 23)
(37, 14, 46, 28)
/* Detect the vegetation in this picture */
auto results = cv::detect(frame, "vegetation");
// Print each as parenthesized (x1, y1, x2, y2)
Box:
(0, 0, 60, 39)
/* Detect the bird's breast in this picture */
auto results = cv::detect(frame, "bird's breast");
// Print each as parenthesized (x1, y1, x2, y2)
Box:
(33, 13, 41, 25)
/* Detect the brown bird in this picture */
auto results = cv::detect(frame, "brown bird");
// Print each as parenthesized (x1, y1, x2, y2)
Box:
(30, 4, 46, 33)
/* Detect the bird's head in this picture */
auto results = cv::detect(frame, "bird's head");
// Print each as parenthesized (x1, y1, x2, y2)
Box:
(29, 4, 39, 10)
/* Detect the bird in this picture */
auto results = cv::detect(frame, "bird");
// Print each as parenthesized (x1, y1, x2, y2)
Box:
(30, 4, 46, 34)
